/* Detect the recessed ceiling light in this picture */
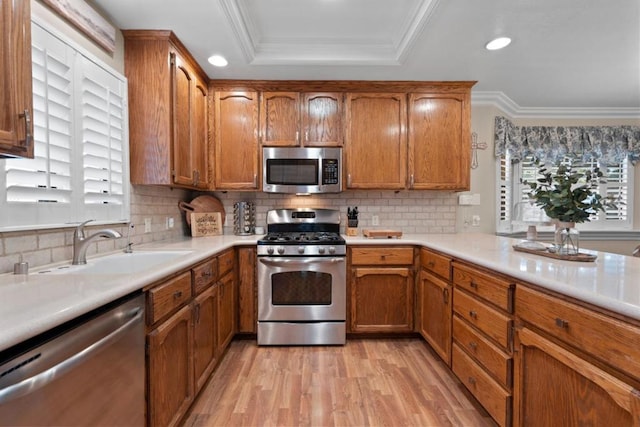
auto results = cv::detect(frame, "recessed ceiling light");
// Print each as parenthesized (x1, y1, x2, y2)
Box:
(485, 37, 512, 51)
(208, 55, 228, 67)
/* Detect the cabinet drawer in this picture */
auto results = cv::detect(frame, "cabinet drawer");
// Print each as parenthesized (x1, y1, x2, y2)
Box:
(148, 271, 192, 325)
(517, 285, 640, 382)
(218, 249, 234, 277)
(420, 248, 451, 280)
(192, 258, 217, 295)
(350, 247, 413, 265)
(453, 316, 512, 389)
(453, 263, 514, 313)
(453, 289, 512, 350)
(452, 344, 511, 427)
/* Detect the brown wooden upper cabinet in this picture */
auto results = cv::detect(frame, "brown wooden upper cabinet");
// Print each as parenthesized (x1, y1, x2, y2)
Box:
(123, 31, 210, 190)
(213, 91, 260, 190)
(344, 93, 407, 189)
(260, 92, 343, 147)
(408, 93, 470, 190)
(0, 0, 33, 158)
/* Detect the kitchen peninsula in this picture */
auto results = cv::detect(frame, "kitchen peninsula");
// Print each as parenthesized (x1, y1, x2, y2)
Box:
(1, 232, 639, 426)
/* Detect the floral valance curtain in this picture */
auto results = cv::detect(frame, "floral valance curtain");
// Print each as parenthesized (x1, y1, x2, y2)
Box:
(494, 116, 640, 165)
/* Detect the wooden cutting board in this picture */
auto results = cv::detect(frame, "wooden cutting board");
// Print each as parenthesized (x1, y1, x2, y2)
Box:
(178, 195, 226, 226)
(363, 229, 403, 239)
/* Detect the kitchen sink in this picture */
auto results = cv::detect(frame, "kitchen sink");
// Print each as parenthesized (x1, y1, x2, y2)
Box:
(39, 250, 194, 275)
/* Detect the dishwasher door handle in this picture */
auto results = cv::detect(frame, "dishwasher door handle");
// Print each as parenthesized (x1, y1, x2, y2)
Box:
(0, 307, 143, 404)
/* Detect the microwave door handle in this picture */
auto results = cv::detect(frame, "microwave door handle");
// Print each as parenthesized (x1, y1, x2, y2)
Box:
(259, 257, 345, 266)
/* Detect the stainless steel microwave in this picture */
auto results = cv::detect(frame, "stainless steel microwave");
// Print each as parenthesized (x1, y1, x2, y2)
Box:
(263, 147, 342, 194)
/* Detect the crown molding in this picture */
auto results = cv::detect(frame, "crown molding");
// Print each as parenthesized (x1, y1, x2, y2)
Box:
(472, 91, 640, 119)
(219, 0, 438, 65)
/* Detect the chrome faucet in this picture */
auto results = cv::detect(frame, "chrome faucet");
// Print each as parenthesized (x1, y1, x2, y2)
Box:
(72, 220, 122, 265)
(633, 245, 640, 258)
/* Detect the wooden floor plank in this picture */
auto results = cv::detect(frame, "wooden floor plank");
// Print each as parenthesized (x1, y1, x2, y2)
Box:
(183, 338, 497, 427)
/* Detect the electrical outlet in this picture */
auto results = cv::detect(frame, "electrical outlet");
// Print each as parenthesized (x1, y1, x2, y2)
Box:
(165, 217, 174, 229)
(144, 218, 152, 233)
(371, 215, 380, 226)
(472, 215, 480, 226)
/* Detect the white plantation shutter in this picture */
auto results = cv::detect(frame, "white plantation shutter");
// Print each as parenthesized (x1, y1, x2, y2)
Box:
(80, 56, 126, 208)
(0, 21, 129, 231)
(496, 154, 633, 233)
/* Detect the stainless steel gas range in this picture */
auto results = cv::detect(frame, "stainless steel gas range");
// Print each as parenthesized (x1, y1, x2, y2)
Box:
(257, 208, 346, 345)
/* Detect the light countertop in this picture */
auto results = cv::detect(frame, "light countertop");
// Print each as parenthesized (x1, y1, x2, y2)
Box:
(1, 233, 638, 352)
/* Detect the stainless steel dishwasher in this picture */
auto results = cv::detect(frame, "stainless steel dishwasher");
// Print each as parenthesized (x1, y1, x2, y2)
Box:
(0, 292, 145, 426)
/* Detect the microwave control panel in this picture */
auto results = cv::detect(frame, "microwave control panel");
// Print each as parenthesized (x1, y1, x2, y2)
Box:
(322, 159, 340, 185)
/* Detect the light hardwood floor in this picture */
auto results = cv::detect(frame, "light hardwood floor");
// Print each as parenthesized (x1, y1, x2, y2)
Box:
(183, 338, 497, 427)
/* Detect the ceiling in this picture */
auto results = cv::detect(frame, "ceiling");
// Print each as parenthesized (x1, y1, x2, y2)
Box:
(91, 0, 640, 115)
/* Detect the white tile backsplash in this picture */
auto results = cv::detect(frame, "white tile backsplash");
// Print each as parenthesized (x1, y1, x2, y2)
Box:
(0, 186, 458, 274)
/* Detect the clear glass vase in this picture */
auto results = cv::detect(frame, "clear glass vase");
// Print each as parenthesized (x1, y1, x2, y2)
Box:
(554, 221, 579, 255)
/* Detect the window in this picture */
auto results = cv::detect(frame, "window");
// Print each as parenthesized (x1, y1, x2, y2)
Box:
(0, 21, 129, 231)
(497, 153, 633, 233)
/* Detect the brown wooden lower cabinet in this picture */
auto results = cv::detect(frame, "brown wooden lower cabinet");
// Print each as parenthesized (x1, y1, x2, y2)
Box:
(452, 343, 511, 427)
(418, 268, 451, 364)
(237, 246, 256, 333)
(147, 304, 193, 427)
(193, 285, 218, 392)
(514, 327, 640, 426)
(350, 266, 414, 333)
(217, 269, 236, 351)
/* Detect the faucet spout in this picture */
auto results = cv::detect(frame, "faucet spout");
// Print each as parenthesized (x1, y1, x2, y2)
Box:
(72, 220, 122, 265)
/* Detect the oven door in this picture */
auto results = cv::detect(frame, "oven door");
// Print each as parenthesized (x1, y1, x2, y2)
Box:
(257, 256, 346, 322)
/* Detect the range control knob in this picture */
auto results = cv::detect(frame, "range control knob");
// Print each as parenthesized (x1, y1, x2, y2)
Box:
(328, 246, 336, 254)
(297, 246, 305, 254)
(318, 246, 326, 254)
(277, 246, 285, 255)
(267, 246, 274, 255)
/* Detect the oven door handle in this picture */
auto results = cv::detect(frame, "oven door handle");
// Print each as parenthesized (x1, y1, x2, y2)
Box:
(259, 257, 345, 266)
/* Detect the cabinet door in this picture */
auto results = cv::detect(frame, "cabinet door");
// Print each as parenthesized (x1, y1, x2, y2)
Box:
(302, 92, 343, 146)
(193, 285, 218, 393)
(419, 269, 452, 365)
(237, 247, 257, 333)
(0, 0, 33, 158)
(214, 91, 260, 189)
(171, 53, 194, 187)
(408, 93, 469, 190)
(350, 267, 414, 333)
(514, 327, 640, 427)
(345, 93, 407, 189)
(260, 92, 300, 146)
(148, 304, 193, 427)
(217, 270, 236, 352)
(192, 74, 209, 189)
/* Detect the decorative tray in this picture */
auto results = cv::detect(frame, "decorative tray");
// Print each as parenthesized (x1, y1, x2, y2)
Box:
(512, 245, 597, 262)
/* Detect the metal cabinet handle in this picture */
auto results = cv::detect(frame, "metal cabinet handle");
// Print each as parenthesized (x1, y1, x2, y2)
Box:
(470, 280, 478, 289)
(410, 174, 415, 188)
(468, 341, 478, 351)
(173, 290, 183, 299)
(555, 318, 569, 329)
(469, 310, 477, 319)
(468, 377, 476, 386)
(20, 109, 32, 148)
(305, 131, 309, 142)
(442, 287, 449, 304)
(347, 174, 352, 187)
(428, 261, 435, 268)
(253, 173, 258, 188)
(295, 131, 300, 143)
